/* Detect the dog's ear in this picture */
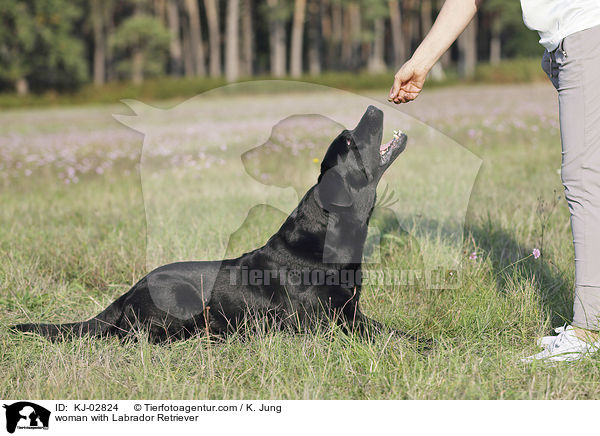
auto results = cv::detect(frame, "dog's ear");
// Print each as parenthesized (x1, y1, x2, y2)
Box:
(316, 169, 353, 210)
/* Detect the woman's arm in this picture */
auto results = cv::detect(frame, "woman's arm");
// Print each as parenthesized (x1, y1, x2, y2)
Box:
(388, 0, 481, 104)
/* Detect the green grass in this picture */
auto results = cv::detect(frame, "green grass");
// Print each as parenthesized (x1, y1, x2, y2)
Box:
(2, 82, 600, 400)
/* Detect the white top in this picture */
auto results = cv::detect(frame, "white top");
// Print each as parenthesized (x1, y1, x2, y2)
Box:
(520, 0, 600, 50)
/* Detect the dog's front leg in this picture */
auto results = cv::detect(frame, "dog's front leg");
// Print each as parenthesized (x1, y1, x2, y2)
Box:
(345, 310, 388, 337)
(345, 310, 431, 348)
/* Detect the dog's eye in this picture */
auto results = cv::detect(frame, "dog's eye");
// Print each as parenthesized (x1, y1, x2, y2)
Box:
(346, 138, 351, 146)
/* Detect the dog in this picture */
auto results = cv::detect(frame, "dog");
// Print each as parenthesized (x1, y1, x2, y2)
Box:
(12, 105, 409, 342)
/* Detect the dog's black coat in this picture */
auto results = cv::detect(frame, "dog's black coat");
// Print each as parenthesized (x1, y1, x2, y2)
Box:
(13, 106, 409, 342)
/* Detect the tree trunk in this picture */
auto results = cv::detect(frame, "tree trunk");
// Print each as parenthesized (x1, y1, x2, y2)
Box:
(267, 0, 286, 77)
(307, 0, 322, 75)
(403, 0, 417, 56)
(240, 0, 254, 76)
(420, 0, 432, 37)
(91, 0, 105, 86)
(341, 4, 352, 68)
(290, 0, 306, 77)
(225, 0, 240, 82)
(321, 0, 332, 69)
(420, 0, 444, 80)
(490, 16, 501, 65)
(181, 16, 195, 77)
(330, 2, 342, 70)
(16, 77, 29, 96)
(104, 1, 116, 82)
(184, 0, 206, 76)
(349, 2, 361, 70)
(204, 0, 221, 77)
(368, 17, 385, 73)
(155, 0, 167, 22)
(388, 0, 405, 68)
(132, 49, 144, 84)
(166, 0, 183, 75)
(457, 13, 478, 78)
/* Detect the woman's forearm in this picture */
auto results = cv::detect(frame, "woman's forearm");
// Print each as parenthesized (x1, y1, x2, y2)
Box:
(388, 0, 481, 103)
(410, 0, 481, 71)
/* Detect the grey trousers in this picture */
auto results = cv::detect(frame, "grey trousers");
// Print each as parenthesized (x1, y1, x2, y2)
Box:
(542, 24, 600, 330)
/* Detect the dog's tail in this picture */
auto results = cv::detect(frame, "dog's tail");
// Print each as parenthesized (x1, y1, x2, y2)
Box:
(11, 320, 106, 340)
(10, 294, 125, 340)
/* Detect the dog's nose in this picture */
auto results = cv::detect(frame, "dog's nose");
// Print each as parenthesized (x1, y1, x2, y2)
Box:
(365, 105, 383, 118)
(361, 106, 384, 126)
(352, 106, 384, 145)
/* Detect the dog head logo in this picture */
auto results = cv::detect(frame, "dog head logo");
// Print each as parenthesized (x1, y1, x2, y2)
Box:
(3, 402, 50, 433)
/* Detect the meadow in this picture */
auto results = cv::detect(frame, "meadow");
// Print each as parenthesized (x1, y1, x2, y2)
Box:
(2, 81, 599, 400)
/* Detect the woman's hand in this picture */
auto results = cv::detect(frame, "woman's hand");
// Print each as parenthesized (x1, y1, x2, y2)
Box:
(388, 60, 429, 104)
(386, 0, 480, 104)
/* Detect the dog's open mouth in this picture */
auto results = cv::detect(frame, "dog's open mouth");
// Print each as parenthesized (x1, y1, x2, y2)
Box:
(379, 130, 407, 166)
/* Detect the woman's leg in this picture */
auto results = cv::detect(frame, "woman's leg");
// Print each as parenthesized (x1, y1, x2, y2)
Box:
(555, 25, 600, 332)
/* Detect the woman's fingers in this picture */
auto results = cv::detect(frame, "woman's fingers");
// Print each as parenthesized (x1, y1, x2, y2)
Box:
(389, 64, 414, 100)
(392, 88, 420, 104)
(389, 77, 402, 101)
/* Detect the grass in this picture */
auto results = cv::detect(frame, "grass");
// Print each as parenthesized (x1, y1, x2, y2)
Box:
(2, 81, 600, 400)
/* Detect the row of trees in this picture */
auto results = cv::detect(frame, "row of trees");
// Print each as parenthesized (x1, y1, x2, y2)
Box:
(0, 0, 539, 94)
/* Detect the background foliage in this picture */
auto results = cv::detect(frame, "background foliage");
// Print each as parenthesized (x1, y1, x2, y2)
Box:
(0, 0, 541, 96)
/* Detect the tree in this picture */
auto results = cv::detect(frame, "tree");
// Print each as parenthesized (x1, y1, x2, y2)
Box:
(434, 0, 451, 69)
(457, 12, 478, 78)
(225, 0, 240, 81)
(483, 0, 507, 65)
(0, 0, 87, 95)
(104, 0, 117, 81)
(420, 0, 444, 80)
(181, 13, 195, 76)
(341, 1, 361, 70)
(183, 0, 206, 75)
(483, 0, 536, 63)
(265, 0, 288, 77)
(90, 0, 106, 85)
(166, 0, 183, 75)
(240, 0, 254, 76)
(328, 0, 343, 70)
(489, 14, 502, 65)
(367, 17, 385, 72)
(306, 0, 322, 75)
(204, 0, 221, 77)
(388, 0, 405, 68)
(0, 0, 553, 92)
(340, 3, 351, 68)
(290, 0, 306, 77)
(0, 1, 35, 94)
(363, 0, 388, 73)
(111, 14, 170, 84)
(402, 0, 417, 59)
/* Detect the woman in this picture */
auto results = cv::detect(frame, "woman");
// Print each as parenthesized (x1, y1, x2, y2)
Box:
(389, 0, 600, 362)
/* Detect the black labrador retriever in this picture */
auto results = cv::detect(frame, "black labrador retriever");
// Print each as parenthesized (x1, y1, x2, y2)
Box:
(13, 105, 409, 342)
